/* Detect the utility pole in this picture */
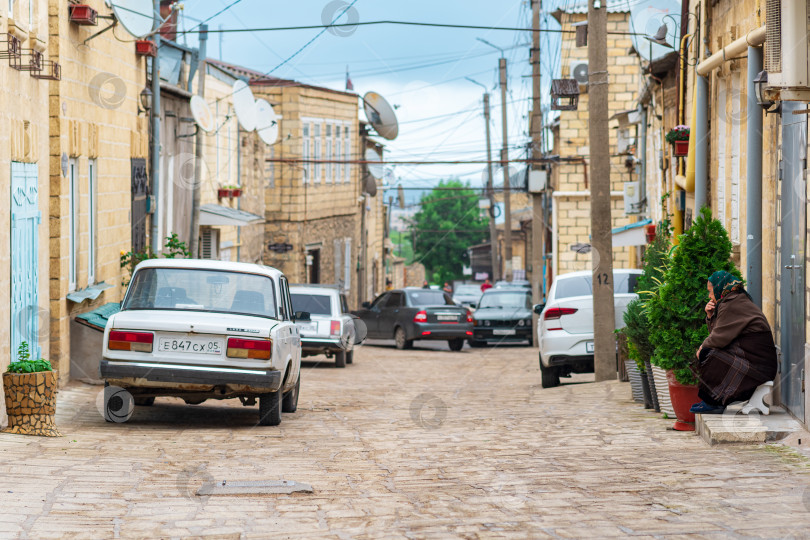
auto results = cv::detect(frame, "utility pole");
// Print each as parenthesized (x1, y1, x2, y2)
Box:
(189, 24, 208, 258)
(467, 77, 500, 282)
(150, 0, 162, 253)
(588, 0, 617, 381)
(530, 0, 544, 344)
(499, 57, 513, 281)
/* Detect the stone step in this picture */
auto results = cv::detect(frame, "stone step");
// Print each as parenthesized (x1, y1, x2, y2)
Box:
(695, 405, 805, 445)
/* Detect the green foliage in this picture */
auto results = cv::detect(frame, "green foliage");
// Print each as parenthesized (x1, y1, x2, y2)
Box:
(665, 125, 690, 143)
(646, 207, 741, 384)
(622, 219, 672, 368)
(411, 179, 489, 284)
(7, 342, 53, 373)
(120, 234, 192, 286)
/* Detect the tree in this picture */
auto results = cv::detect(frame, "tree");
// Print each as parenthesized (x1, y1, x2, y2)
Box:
(646, 207, 741, 384)
(410, 179, 489, 284)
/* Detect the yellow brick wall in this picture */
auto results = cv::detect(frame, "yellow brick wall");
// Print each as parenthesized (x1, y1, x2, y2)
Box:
(47, 0, 146, 382)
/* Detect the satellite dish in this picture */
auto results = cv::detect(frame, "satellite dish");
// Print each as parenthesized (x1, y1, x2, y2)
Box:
(363, 175, 378, 197)
(232, 80, 257, 132)
(629, 0, 681, 62)
(363, 91, 399, 140)
(365, 148, 383, 179)
(110, 0, 155, 39)
(190, 96, 215, 133)
(255, 99, 281, 145)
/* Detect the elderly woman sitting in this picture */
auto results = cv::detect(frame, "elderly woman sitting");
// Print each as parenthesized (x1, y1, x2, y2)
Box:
(691, 271, 777, 414)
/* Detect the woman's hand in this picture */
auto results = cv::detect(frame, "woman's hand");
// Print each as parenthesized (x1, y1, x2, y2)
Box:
(696, 345, 703, 359)
(704, 300, 716, 317)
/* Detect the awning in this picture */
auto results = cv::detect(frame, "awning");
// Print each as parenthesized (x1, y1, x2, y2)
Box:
(66, 281, 114, 303)
(75, 302, 121, 332)
(612, 219, 653, 247)
(199, 204, 264, 227)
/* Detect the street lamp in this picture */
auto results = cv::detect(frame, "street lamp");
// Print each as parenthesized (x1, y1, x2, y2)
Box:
(645, 23, 673, 48)
(139, 85, 153, 115)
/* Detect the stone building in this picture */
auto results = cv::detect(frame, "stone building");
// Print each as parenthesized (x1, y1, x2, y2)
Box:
(210, 60, 387, 306)
(0, 0, 52, 380)
(550, 2, 641, 276)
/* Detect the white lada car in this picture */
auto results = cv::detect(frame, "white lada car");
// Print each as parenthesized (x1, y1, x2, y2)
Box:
(100, 259, 303, 426)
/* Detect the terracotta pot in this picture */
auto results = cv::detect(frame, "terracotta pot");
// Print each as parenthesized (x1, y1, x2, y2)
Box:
(2, 370, 61, 437)
(673, 139, 689, 156)
(666, 369, 700, 432)
(231, 188, 242, 197)
(217, 188, 232, 199)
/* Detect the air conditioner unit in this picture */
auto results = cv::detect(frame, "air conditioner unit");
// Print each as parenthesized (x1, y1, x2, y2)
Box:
(569, 60, 589, 85)
(765, 0, 810, 100)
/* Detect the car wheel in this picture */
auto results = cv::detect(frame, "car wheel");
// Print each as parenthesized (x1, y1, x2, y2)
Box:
(282, 373, 300, 413)
(346, 350, 354, 364)
(448, 338, 464, 351)
(468, 339, 485, 348)
(335, 350, 347, 368)
(394, 327, 413, 350)
(134, 397, 155, 407)
(259, 391, 282, 426)
(540, 361, 560, 389)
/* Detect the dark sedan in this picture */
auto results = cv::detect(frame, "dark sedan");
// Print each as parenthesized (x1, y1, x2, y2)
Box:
(354, 288, 473, 351)
(470, 289, 534, 346)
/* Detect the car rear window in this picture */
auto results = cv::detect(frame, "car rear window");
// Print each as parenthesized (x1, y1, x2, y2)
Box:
(454, 285, 480, 295)
(553, 273, 641, 299)
(291, 293, 332, 316)
(407, 290, 454, 306)
(123, 268, 278, 318)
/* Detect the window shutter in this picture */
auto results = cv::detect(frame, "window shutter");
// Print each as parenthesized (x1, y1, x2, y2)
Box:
(334, 238, 343, 290)
(344, 238, 352, 291)
(200, 228, 220, 260)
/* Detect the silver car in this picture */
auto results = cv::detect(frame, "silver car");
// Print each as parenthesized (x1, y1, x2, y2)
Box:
(290, 285, 359, 368)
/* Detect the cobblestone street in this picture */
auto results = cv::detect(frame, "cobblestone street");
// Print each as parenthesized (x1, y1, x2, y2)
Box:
(1, 343, 810, 538)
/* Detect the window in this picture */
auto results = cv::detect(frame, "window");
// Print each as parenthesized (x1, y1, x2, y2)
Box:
(326, 124, 332, 182)
(302, 124, 311, 183)
(88, 159, 97, 284)
(340, 294, 349, 314)
(553, 276, 592, 300)
(407, 290, 454, 306)
(344, 125, 351, 183)
(314, 124, 321, 183)
(280, 277, 293, 321)
(291, 293, 332, 316)
(385, 292, 403, 308)
(68, 158, 78, 291)
(478, 292, 532, 309)
(123, 268, 278, 319)
(336, 131, 342, 185)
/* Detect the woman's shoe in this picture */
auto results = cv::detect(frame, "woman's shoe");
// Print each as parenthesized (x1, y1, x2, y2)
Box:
(689, 401, 725, 414)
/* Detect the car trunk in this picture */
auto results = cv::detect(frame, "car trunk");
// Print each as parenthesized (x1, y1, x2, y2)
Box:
(558, 297, 594, 334)
(424, 306, 468, 324)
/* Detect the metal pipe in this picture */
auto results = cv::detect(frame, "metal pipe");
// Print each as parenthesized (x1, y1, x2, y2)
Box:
(189, 24, 208, 258)
(746, 46, 763, 306)
(694, 75, 708, 211)
(150, 0, 161, 252)
(696, 26, 765, 76)
(638, 105, 647, 213)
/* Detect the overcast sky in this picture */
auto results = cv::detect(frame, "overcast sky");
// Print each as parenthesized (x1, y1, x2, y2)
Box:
(177, 0, 563, 191)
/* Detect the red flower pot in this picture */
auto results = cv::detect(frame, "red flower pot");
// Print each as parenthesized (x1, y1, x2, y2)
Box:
(231, 188, 242, 197)
(666, 369, 700, 431)
(217, 188, 232, 199)
(673, 139, 689, 156)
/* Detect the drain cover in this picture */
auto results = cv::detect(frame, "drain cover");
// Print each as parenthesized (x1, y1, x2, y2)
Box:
(197, 480, 313, 496)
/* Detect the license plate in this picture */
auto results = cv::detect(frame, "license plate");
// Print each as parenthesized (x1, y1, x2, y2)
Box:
(585, 341, 595, 353)
(493, 329, 516, 336)
(298, 322, 317, 334)
(158, 338, 223, 355)
(437, 314, 457, 321)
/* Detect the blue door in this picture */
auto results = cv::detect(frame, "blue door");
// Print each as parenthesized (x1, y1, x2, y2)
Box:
(10, 162, 41, 359)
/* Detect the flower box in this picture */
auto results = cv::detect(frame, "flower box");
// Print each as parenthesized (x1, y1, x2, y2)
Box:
(217, 188, 233, 199)
(135, 40, 157, 57)
(69, 4, 98, 26)
(673, 139, 689, 156)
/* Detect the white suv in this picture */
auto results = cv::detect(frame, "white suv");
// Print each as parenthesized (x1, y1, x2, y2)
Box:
(535, 269, 641, 388)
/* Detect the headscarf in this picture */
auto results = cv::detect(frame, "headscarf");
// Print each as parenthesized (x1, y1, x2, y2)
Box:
(708, 270, 749, 300)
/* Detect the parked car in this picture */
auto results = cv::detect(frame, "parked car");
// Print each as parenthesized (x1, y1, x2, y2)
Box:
(100, 259, 303, 426)
(353, 288, 473, 351)
(494, 279, 531, 289)
(470, 289, 533, 346)
(452, 284, 483, 308)
(535, 269, 642, 388)
(290, 285, 360, 368)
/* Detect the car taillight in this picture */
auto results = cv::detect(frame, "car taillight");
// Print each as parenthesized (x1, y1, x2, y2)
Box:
(413, 310, 427, 323)
(466, 310, 473, 323)
(543, 307, 578, 320)
(227, 337, 272, 360)
(108, 330, 154, 352)
(330, 320, 341, 337)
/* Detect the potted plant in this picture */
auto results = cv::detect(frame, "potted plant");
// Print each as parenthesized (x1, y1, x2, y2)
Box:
(217, 185, 242, 199)
(2, 342, 61, 437)
(665, 125, 690, 157)
(624, 218, 672, 413)
(646, 207, 740, 431)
